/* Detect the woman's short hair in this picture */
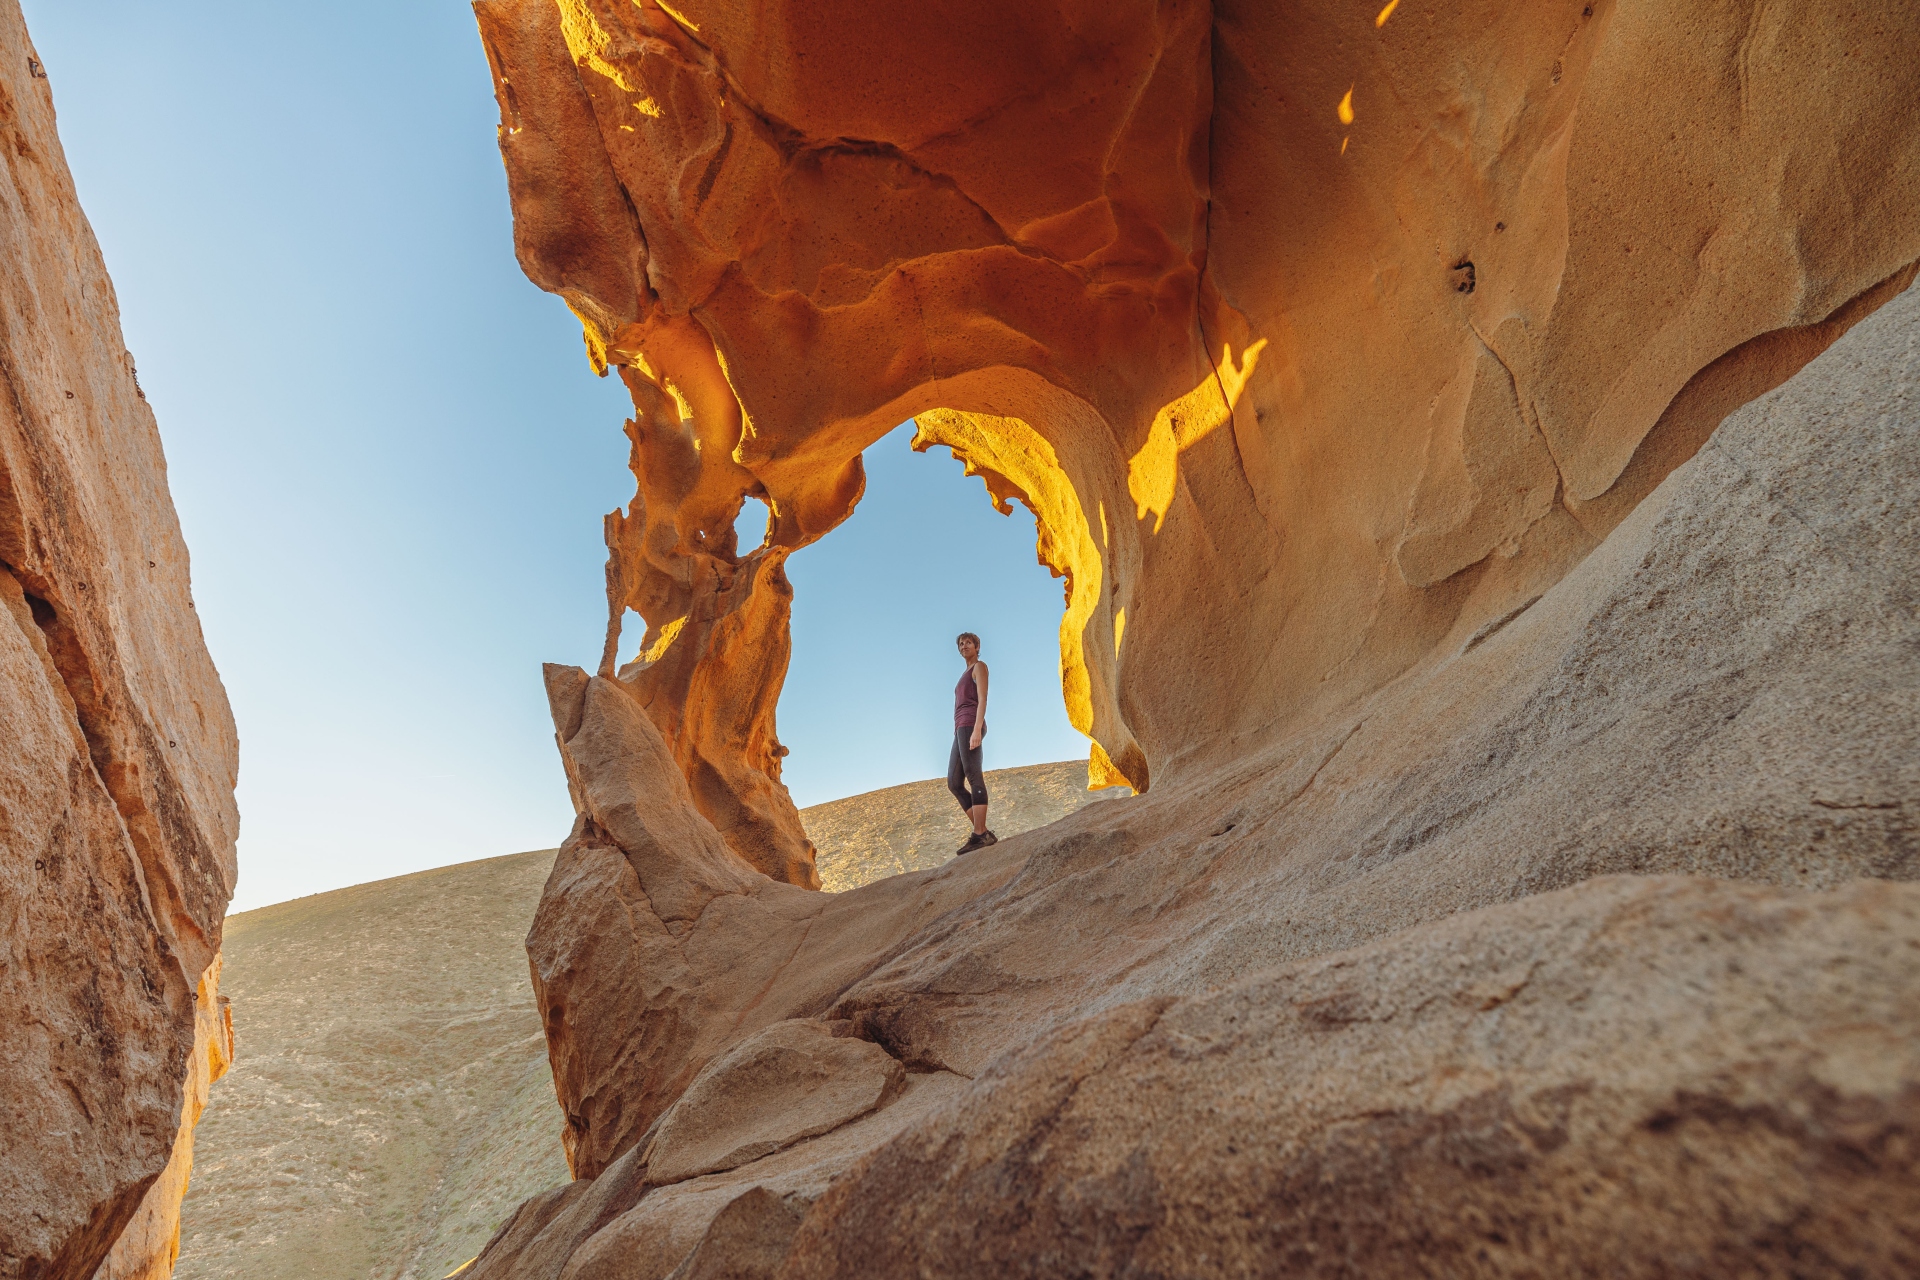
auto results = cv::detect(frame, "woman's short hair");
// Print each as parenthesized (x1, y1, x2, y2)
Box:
(956, 632, 981, 648)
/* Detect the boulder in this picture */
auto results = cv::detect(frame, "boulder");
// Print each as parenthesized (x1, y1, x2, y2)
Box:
(0, 2, 240, 1275)
(642, 1021, 903, 1186)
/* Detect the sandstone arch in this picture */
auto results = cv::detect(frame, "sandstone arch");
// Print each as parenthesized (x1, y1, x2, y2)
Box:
(467, 0, 1920, 1270)
(479, 0, 1920, 890)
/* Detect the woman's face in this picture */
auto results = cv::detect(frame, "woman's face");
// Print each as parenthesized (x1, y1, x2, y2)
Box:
(958, 638, 979, 662)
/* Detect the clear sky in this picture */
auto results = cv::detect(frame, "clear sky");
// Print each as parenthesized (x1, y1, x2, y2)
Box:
(22, 0, 1090, 913)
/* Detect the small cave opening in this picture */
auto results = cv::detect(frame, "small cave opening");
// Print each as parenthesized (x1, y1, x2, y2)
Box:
(735, 495, 771, 551)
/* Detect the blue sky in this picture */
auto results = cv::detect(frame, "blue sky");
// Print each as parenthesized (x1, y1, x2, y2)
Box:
(22, 0, 1087, 912)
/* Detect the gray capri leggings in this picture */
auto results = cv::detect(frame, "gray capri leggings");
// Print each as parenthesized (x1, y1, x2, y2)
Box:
(947, 725, 987, 811)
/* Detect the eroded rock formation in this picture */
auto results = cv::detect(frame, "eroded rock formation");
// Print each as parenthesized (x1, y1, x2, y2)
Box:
(504, 263, 1918, 1278)
(478, 0, 1919, 866)
(0, 4, 240, 1276)
(469, 0, 1920, 1273)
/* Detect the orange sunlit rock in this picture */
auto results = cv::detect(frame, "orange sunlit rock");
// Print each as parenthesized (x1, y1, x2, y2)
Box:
(470, 0, 1920, 1271)
(480, 0, 1919, 834)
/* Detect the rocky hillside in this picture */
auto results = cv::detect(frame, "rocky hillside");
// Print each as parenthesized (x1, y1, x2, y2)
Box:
(173, 849, 571, 1280)
(806, 760, 1126, 890)
(172, 762, 1103, 1279)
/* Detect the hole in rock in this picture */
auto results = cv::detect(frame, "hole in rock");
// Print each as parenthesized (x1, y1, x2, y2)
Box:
(735, 495, 769, 550)
(776, 422, 1093, 809)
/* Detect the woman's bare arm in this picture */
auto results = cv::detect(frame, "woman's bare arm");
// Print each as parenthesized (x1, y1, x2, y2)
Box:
(970, 661, 989, 749)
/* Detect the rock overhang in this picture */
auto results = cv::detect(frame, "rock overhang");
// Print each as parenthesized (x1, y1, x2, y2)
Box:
(477, 0, 1920, 883)
(472, 4, 1920, 1266)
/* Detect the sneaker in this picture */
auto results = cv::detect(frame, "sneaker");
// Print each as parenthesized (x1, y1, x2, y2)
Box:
(977, 830, 998, 846)
(956, 831, 986, 856)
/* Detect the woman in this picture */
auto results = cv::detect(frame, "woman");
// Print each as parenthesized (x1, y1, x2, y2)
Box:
(949, 632, 996, 853)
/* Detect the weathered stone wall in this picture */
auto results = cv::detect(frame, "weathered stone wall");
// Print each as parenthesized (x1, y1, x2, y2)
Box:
(0, 3, 240, 1276)
(91, 963, 232, 1280)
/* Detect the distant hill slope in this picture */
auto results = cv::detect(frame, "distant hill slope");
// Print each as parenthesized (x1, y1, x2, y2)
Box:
(175, 761, 1114, 1278)
(809, 759, 1127, 890)
(173, 849, 570, 1280)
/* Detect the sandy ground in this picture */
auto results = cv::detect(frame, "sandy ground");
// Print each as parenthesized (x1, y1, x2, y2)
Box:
(174, 761, 1112, 1279)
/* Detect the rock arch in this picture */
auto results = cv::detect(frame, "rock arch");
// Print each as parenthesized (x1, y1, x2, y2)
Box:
(477, 0, 1920, 889)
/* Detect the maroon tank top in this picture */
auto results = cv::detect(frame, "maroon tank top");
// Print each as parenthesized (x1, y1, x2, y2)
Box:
(954, 665, 979, 729)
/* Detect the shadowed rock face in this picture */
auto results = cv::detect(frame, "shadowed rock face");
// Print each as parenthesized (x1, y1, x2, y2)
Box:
(467, 0, 1920, 1274)
(0, 2, 240, 1276)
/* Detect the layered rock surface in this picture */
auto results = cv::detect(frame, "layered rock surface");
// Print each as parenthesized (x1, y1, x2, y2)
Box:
(469, 0, 1920, 1273)
(475, 261, 1920, 1275)
(0, 3, 240, 1276)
